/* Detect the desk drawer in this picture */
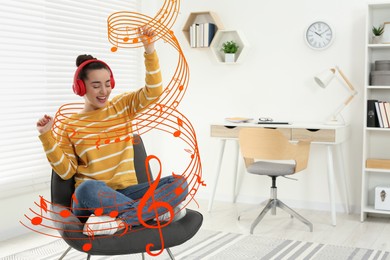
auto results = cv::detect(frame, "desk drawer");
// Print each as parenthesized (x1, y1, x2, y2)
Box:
(210, 125, 291, 139)
(291, 128, 335, 142)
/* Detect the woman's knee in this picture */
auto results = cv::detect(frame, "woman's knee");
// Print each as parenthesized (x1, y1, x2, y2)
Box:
(75, 180, 106, 197)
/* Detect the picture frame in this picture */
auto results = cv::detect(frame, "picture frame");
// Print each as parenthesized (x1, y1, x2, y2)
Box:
(381, 22, 390, 43)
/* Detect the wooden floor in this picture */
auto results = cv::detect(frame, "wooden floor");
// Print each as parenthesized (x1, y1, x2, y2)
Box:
(198, 199, 390, 252)
(1, 199, 390, 258)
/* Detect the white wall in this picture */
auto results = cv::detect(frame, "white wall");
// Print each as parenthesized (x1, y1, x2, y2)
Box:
(0, 0, 377, 242)
(141, 0, 372, 213)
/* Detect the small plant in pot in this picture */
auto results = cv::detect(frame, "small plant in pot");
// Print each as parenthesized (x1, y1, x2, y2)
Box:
(220, 40, 239, 63)
(372, 25, 384, 44)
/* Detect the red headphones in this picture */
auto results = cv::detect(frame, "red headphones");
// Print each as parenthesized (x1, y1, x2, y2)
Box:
(72, 59, 115, 96)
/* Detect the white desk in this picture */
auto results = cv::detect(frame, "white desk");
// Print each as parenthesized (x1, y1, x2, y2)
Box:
(208, 122, 351, 226)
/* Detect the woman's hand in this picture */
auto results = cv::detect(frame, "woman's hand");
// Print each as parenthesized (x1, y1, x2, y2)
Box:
(36, 114, 53, 134)
(138, 26, 156, 54)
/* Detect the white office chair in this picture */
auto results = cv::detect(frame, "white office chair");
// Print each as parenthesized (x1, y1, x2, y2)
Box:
(238, 127, 313, 234)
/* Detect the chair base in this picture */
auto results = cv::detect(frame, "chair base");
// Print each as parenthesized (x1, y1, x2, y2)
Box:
(59, 246, 176, 260)
(250, 197, 313, 234)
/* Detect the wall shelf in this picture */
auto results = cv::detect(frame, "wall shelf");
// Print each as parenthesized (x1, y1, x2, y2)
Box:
(210, 30, 247, 63)
(182, 11, 223, 48)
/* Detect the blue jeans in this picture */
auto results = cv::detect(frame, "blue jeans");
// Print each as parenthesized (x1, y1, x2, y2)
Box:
(72, 176, 188, 226)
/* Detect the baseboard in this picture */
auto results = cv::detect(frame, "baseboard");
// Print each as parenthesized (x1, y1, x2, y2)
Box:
(195, 191, 359, 214)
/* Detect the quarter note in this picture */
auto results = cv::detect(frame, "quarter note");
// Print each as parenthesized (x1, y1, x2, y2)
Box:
(111, 36, 119, 52)
(82, 225, 94, 252)
(103, 131, 111, 144)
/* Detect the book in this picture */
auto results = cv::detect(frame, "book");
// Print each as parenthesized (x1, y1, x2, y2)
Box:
(366, 158, 390, 169)
(203, 23, 216, 47)
(195, 24, 202, 48)
(379, 101, 389, 127)
(225, 117, 253, 123)
(375, 101, 384, 128)
(367, 99, 379, 127)
(198, 23, 204, 47)
(385, 102, 390, 127)
(190, 24, 196, 47)
(190, 23, 216, 48)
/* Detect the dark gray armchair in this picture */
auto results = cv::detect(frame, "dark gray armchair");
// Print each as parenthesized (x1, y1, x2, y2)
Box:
(50, 135, 203, 259)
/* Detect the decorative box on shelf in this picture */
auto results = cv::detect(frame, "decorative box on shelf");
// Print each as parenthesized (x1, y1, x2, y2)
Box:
(366, 159, 390, 169)
(375, 186, 390, 210)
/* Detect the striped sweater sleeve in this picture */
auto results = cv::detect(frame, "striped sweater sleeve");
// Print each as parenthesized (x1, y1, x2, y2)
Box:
(129, 50, 163, 113)
(39, 129, 77, 180)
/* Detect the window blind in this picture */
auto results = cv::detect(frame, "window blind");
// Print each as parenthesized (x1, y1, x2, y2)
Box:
(0, 0, 141, 198)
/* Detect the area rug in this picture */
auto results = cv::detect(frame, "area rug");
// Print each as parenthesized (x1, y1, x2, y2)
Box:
(2, 229, 389, 260)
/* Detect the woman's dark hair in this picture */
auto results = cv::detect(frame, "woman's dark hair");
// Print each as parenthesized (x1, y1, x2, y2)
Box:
(75, 54, 109, 81)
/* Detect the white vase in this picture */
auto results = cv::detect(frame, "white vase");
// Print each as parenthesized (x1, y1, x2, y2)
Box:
(372, 35, 382, 44)
(224, 53, 235, 63)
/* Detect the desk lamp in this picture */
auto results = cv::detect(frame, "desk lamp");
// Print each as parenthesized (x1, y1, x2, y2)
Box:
(314, 66, 358, 125)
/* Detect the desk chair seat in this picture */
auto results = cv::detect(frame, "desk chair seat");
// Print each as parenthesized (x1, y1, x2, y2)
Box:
(238, 128, 313, 234)
(50, 135, 203, 259)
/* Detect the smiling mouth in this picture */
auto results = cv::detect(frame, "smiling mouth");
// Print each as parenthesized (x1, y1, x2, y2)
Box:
(97, 97, 107, 103)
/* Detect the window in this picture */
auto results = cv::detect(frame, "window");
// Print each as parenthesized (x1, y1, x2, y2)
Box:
(0, 0, 141, 198)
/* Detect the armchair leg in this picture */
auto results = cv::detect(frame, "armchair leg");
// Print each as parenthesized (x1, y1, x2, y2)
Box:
(58, 246, 72, 260)
(166, 248, 176, 260)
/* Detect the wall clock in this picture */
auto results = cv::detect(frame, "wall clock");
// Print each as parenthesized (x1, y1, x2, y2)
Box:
(305, 21, 334, 50)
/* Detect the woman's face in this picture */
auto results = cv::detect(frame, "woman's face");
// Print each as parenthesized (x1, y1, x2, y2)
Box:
(83, 68, 112, 112)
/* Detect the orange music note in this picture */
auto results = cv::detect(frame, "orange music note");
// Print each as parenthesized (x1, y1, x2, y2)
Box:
(31, 196, 47, 225)
(82, 225, 94, 252)
(94, 207, 104, 216)
(123, 26, 131, 42)
(173, 117, 183, 137)
(172, 172, 184, 196)
(114, 128, 128, 143)
(95, 135, 101, 150)
(187, 186, 200, 208)
(137, 155, 173, 256)
(111, 36, 119, 52)
(103, 131, 111, 144)
(60, 209, 71, 218)
(154, 103, 166, 116)
(184, 149, 195, 159)
(114, 131, 122, 143)
(196, 174, 206, 187)
(93, 191, 119, 217)
(72, 193, 79, 205)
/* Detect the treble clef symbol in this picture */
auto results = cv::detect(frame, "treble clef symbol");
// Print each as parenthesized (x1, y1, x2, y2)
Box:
(137, 155, 173, 256)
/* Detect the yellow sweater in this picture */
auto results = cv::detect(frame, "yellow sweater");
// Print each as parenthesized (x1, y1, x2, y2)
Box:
(39, 51, 162, 189)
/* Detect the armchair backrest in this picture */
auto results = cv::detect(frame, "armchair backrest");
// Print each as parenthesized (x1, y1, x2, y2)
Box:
(239, 128, 311, 173)
(51, 135, 152, 207)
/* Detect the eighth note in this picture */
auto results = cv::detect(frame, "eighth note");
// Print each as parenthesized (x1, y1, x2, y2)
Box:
(31, 196, 47, 225)
(173, 117, 183, 137)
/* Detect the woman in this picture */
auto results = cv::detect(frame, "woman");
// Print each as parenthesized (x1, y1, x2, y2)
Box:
(36, 27, 188, 236)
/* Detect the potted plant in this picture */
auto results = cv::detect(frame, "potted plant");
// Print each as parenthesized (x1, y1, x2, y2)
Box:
(220, 40, 239, 63)
(372, 25, 384, 44)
